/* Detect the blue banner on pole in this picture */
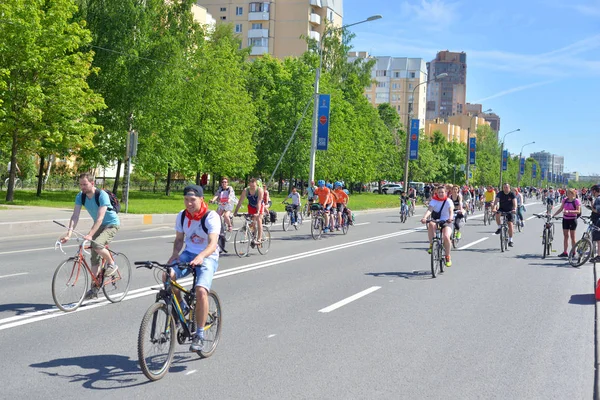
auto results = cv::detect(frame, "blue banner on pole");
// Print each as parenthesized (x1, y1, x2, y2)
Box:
(409, 119, 420, 160)
(469, 137, 476, 165)
(502, 150, 508, 171)
(316, 94, 330, 151)
(565, 178, 569, 185)
(532, 164, 537, 178)
(519, 157, 525, 175)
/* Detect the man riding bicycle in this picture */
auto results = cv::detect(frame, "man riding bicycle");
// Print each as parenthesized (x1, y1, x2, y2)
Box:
(421, 185, 454, 267)
(314, 180, 333, 233)
(333, 182, 349, 229)
(234, 178, 265, 244)
(210, 177, 236, 233)
(493, 183, 517, 247)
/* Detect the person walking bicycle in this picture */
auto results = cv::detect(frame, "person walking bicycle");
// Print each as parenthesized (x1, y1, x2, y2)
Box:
(553, 188, 581, 257)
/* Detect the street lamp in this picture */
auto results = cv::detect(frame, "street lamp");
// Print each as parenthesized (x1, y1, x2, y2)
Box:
(465, 108, 492, 185)
(517, 141, 535, 188)
(308, 15, 383, 185)
(402, 72, 448, 191)
(498, 128, 520, 188)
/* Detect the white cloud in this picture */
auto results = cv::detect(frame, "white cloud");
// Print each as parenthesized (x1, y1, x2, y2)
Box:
(471, 80, 556, 103)
(401, 0, 460, 30)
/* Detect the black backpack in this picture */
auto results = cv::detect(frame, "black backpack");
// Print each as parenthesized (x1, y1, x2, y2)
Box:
(81, 189, 121, 213)
(180, 210, 226, 252)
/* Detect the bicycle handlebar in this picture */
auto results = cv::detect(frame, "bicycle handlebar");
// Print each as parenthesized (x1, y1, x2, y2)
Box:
(134, 261, 193, 271)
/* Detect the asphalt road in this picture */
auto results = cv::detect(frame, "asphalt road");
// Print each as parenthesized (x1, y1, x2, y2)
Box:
(0, 202, 595, 399)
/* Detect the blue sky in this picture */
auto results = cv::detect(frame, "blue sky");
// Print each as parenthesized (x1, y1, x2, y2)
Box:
(344, 0, 600, 176)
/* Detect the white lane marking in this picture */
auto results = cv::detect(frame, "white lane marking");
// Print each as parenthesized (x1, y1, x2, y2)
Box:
(267, 334, 276, 338)
(526, 216, 536, 221)
(0, 234, 176, 256)
(186, 370, 198, 376)
(353, 222, 370, 226)
(0, 228, 425, 331)
(0, 272, 28, 279)
(318, 286, 381, 313)
(458, 237, 489, 250)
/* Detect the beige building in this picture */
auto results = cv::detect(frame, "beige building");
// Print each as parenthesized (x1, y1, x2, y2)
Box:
(348, 53, 428, 129)
(425, 119, 468, 143)
(196, 0, 343, 58)
(426, 51, 467, 120)
(191, 4, 217, 25)
(448, 114, 490, 134)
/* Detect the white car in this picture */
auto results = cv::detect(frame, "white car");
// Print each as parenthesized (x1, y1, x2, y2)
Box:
(373, 183, 403, 195)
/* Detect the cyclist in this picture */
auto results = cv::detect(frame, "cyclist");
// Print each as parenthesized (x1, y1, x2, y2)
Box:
(423, 183, 432, 204)
(306, 180, 316, 205)
(234, 178, 264, 245)
(585, 185, 600, 263)
(399, 190, 409, 219)
(210, 177, 236, 233)
(421, 185, 454, 267)
(314, 180, 333, 232)
(462, 186, 472, 214)
(333, 182, 349, 229)
(407, 186, 417, 213)
(168, 185, 220, 352)
(484, 185, 496, 215)
(493, 183, 517, 247)
(60, 173, 120, 299)
(284, 187, 301, 226)
(326, 183, 337, 230)
(513, 187, 525, 228)
(261, 181, 272, 224)
(450, 185, 465, 240)
(553, 188, 581, 257)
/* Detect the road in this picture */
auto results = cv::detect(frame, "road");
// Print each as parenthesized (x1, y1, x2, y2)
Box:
(0, 202, 595, 399)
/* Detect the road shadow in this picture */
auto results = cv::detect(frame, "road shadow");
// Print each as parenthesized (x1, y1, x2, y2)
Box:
(527, 261, 574, 268)
(0, 303, 55, 315)
(366, 271, 432, 280)
(569, 294, 595, 305)
(515, 253, 542, 260)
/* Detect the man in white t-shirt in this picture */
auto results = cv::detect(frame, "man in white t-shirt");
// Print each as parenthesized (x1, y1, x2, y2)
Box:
(285, 187, 301, 225)
(421, 185, 454, 267)
(167, 185, 220, 353)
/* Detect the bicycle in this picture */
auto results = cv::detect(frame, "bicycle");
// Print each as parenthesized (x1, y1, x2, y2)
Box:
(426, 219, 446, 278)
(330, 206, 350, 234)
(282, 201, 302, 231)
(408, 198, 415, 217)
(135, 261, 222, 381)
(4, 176, 23, 189)
(211, 201, 235, 242)
(399, 199, 409, 223)
(515, 206, 525, 233)
(568, 216, 600, 267)
(483, 204, 493, 226)
(496, 211, 513, 252)
(310, 203, 326, 240)
(534, 213, 560, 259)
(233, 213, 271, 257)
(451, 212, 462, 249)
(51, 220, 131, 312)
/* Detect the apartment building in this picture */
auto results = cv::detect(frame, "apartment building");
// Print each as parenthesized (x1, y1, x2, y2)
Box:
(425, 118, 468, 143)
(348, 53, 428, 129)
(196, 0, 343, 58)
(191, 4, 216, 25)
(426, 50, 467, 120)
(530, 151, 565, 178)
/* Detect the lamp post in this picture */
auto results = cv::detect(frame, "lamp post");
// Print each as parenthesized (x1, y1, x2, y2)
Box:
(465, 108, 492, 185)
(498, 128, 520, 188)
(402, 72, 448, 190)
(517, 141, 535, 188)
(308, 15, 382, 185)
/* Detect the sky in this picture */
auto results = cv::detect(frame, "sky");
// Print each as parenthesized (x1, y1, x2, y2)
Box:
(343, 0, 600, 176)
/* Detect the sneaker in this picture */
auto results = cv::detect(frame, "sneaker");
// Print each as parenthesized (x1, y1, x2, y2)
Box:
(427, 245, 432, 254)
(558, 252, 568, 258)
(445, 256, 452, 267)
(590, 256, 600, 263)
(335, 227, 340, 231)
(104, 264, 118, 277)
(508, 241, 514, 247)
(495, 228, 501, 235)
(189, 335, 205, 352)
(323, 227, 330, 233)
(456, 231, 462, 239)
(84, 287, 99, 300)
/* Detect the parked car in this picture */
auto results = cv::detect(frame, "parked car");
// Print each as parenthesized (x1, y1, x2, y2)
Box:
(373, 183, 403, 195)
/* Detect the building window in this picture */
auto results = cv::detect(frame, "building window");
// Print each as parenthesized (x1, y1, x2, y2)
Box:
(249, 2, 269, 12)
(236, 6, 243, 15)
(220, 7, 226, 12)
(392, 83, 400, 90)
(235, 24, 242, 33)
(251, 23, 263, 29)
(376, 70, 387, 77)
(408, 83, 413, 90)
(410, 72, 416, 78)
(220, 16, 226, 20)
(248, 37, 268, 47)
(376, 82, 387, 88)
(394, 71, 400, 78)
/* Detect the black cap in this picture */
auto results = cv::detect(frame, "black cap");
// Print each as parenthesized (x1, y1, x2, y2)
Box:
(183, 185, 204, 197)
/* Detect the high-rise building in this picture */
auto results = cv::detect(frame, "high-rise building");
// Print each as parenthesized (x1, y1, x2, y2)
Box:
(530, 151, 565, 178)
(196, 0, 343, 58)
(426, 51, 467, 120)
(464, 103, 500, 133)
(348, 53, 428, 129)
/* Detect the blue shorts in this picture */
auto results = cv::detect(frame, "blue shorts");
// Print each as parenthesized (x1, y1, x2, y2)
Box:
(172, 250, 218, 291)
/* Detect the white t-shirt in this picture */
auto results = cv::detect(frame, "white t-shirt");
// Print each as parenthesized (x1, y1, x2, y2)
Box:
(429, 198, 453, 221)
(176, 210, 221, 260)
(287, 192, 301, 206)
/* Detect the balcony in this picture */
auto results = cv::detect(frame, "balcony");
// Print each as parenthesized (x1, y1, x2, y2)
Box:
(309, 13, 321, 25)
(248, 11, 269, 21)
(310, 0, 323, 7)
(250, 46, 269, 56)
(309, 30, 320, 42)
(247, 28, 269, 38)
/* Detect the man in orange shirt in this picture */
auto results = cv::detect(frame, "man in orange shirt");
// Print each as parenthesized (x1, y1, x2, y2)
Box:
(333, 182, 349, 231)
(314, 180, 333, 233)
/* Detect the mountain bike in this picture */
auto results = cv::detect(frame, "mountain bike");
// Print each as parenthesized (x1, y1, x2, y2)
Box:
(427, 219, 446, 278)
(135, 261, 221, 381)
(51, 221, 131, 312)
(399, 200, 408, 223)
(330, 206, 350, 234)
(233, 213, 271, 257)
(282, 201, 302, 231)
(310, 203, 326, 240)
(569, 216, 599, 267)
(497, 211, 512, 252)
(534, 213, 560, 259)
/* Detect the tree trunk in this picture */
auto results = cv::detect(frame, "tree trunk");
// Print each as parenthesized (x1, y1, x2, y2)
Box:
(36, 154, 45, 197)
(5, 128, 19, 202)
(113, 159, 122, 195)
(288, 168, 293, 194)
(195, 171, 201, 185)
(211, 172, 217, 195)
(278, 171, 283, 194)
(44, 154, 54, 185)
(165, 164, 172, 196)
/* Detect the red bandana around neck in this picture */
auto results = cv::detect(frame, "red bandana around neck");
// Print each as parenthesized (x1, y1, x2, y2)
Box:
(184, 201, 208, 227)
(433, 194, 448, 202)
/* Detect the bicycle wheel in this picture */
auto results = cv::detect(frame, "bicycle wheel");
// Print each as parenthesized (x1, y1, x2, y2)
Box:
(542, 230, 548, 259)
(311, 216, 323, 240)
(503, 226, 509, 250)
(199, 291, 222, 358)
(342, 214, 349, 234)
(234, 226, 250, 257)
(282, 213, 291, 231)
(451, 231, 458, 249)
(138, 302, 176, 381)
(439, 243, 445, 273)
(224, 219, 234, 242)
(569, 238, 593, 267)
(483, 212, 488, 226)
(102, 252, 132, 303)
(15, 178, 23, 189)
(431, 240, 440, 278)
(296, 212, 303, 228)
(500, 226, 505, 252)
(257, 227, 271, 255)
(52, 258, 89, 312)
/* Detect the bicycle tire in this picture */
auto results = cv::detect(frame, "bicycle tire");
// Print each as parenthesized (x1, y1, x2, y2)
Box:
(483, 212, 488, 226)
(431, 240, 440, 278)
(199, 291, 222, 358)
(234, 226, 250, 257)
(296, 212, 302, 228)
(311, 216, 323, 240)
(542, 230, 548, 259)
(138, 302, 176, 381)
(224, 219, 234, 242)
(500, 225, 505, 252)
(342, 214, 349, 234)
(282, 213, 290, 231)
(102, 252, 132, 303)
(503, 226, 509, 251)
(52, 258, 88, 312)
(439, 243, 445, 273)
(568, 238, 593, 267)
(257, 227, 271, 255)
(451, 231, 458, 249)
